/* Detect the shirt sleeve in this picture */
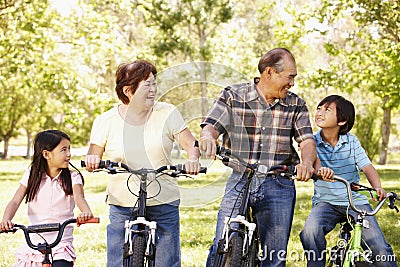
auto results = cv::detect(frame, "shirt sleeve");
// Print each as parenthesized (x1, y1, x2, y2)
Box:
(293, 103, 314, 143)
(19, 168, 31, 187)
(353, 136, 372, 170)
(71, 171, 83, 186)
(166, 105, 187, 136)
(89, 114, 109, 147)
(200, 88, 232, 135)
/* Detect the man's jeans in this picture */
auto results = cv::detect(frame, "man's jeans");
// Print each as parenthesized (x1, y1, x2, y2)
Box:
(300, 202, 397, 267)
(106, 200, 181, 267)
(206, 172, 296, 267)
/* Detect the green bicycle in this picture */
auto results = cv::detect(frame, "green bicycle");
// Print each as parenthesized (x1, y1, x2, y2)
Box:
(328, 176, 399, 267)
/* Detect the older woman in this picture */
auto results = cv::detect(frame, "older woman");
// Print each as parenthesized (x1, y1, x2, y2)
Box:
(84, 60, 200, 267)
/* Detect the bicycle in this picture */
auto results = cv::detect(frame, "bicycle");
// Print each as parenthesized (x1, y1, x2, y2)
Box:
(0, 217, 100, 266)
(81, 160, 207, 267)
(212, 145, 318, 267)
(327, 176, 400, 267)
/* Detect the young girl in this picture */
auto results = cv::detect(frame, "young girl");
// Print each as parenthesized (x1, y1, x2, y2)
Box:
(0, 130, 94, 267)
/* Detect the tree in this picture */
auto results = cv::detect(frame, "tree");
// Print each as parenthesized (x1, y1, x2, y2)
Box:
(308, 0, 400, 164)
(139, 0, 234, 115)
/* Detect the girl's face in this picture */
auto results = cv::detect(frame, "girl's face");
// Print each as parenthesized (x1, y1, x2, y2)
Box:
(315, 102, 338, 128)
(131, 73, 157, 109)
(45, 138, 71, 169)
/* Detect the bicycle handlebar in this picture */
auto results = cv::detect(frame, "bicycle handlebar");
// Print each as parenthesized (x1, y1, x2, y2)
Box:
(333, 175, 399, 216)
(216, 145, 318, 181)
(81, 160, 207, 175)
(0, 217, 100, 250)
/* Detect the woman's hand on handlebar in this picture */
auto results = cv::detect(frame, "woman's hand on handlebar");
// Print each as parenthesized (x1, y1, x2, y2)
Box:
(184, 158, 201, 175)
(84, 155, 101, 172)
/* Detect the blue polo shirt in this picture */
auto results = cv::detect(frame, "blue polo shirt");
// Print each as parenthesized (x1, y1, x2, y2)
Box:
(313, 130, 371, 206)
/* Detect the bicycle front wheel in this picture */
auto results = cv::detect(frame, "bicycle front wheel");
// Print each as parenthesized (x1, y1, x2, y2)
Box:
(247, 235, 260, 267)
(222, 233, 244, 267)
(123, 234, 146, 267)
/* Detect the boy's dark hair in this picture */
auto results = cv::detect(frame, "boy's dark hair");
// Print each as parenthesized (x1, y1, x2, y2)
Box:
(317, 95, 355, 135)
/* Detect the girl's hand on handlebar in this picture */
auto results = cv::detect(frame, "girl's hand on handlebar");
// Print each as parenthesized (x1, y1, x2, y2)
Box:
(184, 158, 201, 175)
(77, 212, 94, 226)
(84, 155, 101, 172)
(0, 220, 14, 231)
(317, 167, 334, 182)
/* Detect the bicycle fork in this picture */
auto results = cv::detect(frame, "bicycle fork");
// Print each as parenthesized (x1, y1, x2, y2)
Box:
(221, 215, 257, 256)
(124, 217, 157, 257)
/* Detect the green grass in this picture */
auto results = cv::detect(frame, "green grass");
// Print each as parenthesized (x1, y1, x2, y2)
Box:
(0, 158, 399, 266)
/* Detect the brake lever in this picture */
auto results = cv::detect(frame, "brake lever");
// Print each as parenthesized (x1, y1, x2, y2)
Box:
(388, 196, 399, 212)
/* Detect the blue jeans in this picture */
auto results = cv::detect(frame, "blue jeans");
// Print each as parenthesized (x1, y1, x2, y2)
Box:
(300, 202, 397, 267)
(206, 172, 296, 267)
(107, 200, 181, 267)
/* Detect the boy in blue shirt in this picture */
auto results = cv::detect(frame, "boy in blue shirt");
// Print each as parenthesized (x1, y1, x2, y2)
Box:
(300, 95, 397, 266)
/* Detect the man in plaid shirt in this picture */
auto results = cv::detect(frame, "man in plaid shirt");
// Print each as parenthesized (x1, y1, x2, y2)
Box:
(201, 48, 316, 267)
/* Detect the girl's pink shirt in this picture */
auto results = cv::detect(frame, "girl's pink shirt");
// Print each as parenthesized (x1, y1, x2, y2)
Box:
(14, 169, 83, 265)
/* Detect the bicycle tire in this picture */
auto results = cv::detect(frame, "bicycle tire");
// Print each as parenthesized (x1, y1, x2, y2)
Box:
(247, 235, 260, 267)
(132, 234, 147, 267)
(222, 233, 244, 267)
(123, 234, 147, 267)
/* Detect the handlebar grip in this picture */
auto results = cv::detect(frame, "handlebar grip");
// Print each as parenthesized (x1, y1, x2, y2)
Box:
(176, 164, 207, 174)
(81, 160, 106, 169)
(0, 228, 18, 234)
(78, 217, 100, 224)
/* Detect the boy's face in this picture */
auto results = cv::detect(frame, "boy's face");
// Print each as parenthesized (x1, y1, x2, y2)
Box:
(315, 102, 338, 128)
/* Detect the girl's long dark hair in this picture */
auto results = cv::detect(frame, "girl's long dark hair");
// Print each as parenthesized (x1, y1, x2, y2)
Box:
(25, 130, 84, 203)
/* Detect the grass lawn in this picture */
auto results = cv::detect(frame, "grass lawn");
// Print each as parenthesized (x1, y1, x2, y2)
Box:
(0, 157, 399, 266)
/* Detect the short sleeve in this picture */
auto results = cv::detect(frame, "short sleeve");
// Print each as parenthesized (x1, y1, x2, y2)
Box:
(353, 136, 371, 170)
(201, 88, 232, 135)
(19, 168, 31, 187)
(293, 102, 314, 143)
(71, 171, 83, 186)
(166, 105, 187, 136)
(89, 115, 109, 147)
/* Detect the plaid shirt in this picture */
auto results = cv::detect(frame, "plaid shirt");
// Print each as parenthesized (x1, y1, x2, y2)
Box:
(202, 80, 314, 171)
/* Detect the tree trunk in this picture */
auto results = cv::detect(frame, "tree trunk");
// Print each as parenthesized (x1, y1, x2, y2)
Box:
(2, 136, 10, 159)
(378, 102, 391, 165)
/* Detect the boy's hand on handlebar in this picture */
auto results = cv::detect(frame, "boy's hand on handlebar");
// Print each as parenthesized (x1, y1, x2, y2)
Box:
(184, 158, 201, 175)
(295, 163, 315, 182)
(84, 155, 101, 172)
(374, 187, 387, 201)
(317, 167, 334, 182)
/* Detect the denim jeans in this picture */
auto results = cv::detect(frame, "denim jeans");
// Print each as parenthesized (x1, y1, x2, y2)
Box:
(206, 172, 296, 267)
(300, 202, 397, 267)
(107, 200, 181, 267)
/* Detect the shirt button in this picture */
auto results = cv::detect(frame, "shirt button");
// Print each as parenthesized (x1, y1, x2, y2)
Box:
(262, 127, 266, 130)
(260, 144, 264, 147)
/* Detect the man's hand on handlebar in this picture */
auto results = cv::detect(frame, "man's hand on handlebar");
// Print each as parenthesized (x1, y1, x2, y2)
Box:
(295, 163, 315, 182)
(199, 135, 217, 159)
